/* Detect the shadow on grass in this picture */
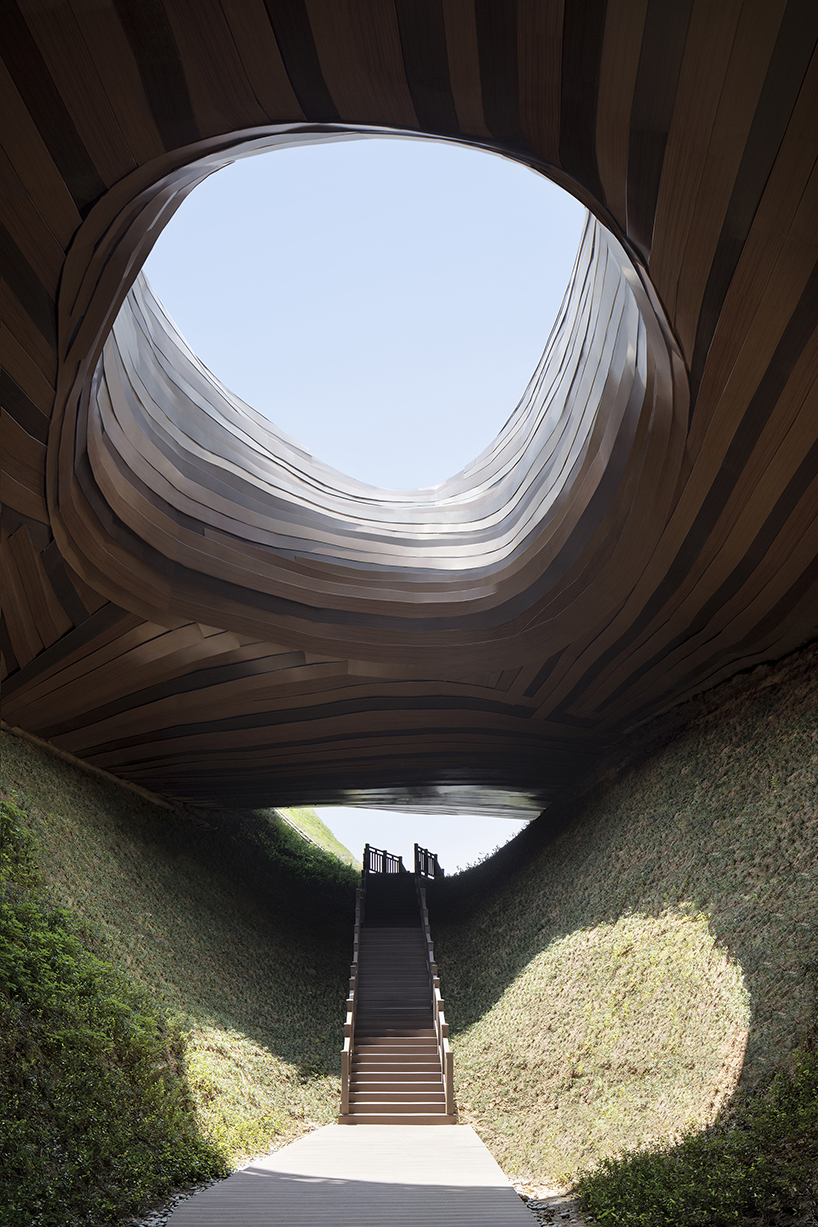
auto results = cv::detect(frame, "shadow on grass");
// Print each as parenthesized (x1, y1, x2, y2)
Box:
(1, 794, 229, 1227)
(1, 732, 359, 1171)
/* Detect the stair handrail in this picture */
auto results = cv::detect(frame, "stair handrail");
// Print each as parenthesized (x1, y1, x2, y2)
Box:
(417, 882, 456, 1118)
(340, 886, 364, 1117)
(363, 842, 404, 876)
(414, 842, 444, 878)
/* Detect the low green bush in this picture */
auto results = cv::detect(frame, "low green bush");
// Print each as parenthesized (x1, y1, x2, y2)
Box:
(1, 731, 357, 1205)
(0, 796, 226, 1227)
(576, 1052, 818, 1226)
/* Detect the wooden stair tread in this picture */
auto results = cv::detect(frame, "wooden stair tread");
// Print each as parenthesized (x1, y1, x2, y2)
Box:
(341, 887, 455, 1123)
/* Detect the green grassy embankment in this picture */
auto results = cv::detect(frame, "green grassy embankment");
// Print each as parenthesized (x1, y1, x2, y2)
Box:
(433, 645, 818, 1222)
(0, 731, 358, 1226)
(277, 806, 361, 868)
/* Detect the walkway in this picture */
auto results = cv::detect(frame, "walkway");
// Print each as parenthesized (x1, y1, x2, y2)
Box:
(167, 1124, 533, 1225)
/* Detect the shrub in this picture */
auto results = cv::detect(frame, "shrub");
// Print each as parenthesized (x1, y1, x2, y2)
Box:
(576, 1052, 818, 1226)
(0, 797, 226, 1227)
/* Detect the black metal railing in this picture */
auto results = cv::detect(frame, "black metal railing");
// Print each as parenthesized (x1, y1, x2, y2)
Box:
(414, 843, 444, 878)
(362, 843, 404, 875)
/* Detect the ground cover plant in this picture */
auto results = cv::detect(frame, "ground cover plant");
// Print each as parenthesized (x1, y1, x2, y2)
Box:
(0, 732, 359, 1224)
(279, 806, 361, 868)
(575, 1052, 818, 1226)
(432, 645, 818, 1213)
(0, 792, 225, 1226)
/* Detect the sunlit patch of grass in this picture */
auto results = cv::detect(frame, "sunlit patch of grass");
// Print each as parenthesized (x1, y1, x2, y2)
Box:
(182, 1025, 337, 1158)
(435, 647, 818, 1204)
(451, 911, 749, 1184)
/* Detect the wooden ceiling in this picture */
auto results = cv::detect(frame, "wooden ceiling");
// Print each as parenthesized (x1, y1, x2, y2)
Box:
(2, 0, 817, 813)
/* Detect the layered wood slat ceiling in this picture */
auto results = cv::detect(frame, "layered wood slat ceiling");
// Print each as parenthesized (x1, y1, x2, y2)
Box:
(2, 0, 817, 814)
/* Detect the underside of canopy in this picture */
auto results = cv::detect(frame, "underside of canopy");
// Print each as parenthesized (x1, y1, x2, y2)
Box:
(2, 1, 817, 815)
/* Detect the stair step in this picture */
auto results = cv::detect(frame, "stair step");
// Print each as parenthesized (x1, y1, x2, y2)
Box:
(355, 1047, 437, 1056)
(355, 1032, 437, 1041)
(350, 1086, 445, 1097)
(339, 1113, 457, 1126)
(351, 1072, 443, 1082)
(355, 1036, 437, 1044)
(349, 1103, 446, 1113)
(353, 1055, 441, 1064)
(351, 1090, 444, 1099)
(354, 1047, 439, 1056)
(356, 1012, 434, 1019)
(352, 1065, 442, 1076)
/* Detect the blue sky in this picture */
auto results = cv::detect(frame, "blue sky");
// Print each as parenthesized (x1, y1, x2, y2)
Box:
(145, 135, 585, 489)
(143, 135, 584, 866)
(313, 806, 530, 875)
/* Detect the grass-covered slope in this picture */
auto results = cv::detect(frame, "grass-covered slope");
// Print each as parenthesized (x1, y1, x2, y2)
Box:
(277, 806, 362, 868)
(1, 797, 226, 1226)
(433, 645, 818, 1213)
(0, 731, 358, 1225)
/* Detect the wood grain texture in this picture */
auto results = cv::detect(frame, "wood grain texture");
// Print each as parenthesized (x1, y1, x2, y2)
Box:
(2, 0, 817, 814)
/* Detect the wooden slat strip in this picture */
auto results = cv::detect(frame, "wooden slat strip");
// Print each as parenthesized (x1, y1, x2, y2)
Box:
(653, 0, 787, 361)
(19, 0, 138, 187)
(1, 411, 47, 496)
(306, 0, 419, 130)
(393, 0, 460, 135)
(0, 471, 49, 525)
(0, 147, 65, 298)
(68, 0, 166, 165)
(594, 0, 650, 233)
(109, 0, 200, 149)
(689, 48, 818, 456)
(6, 525, 73, 648)
(1, 324, 56, 412)
(0, 535, 45, 667)
(161, 0, 270, 137)
(219, 0, 306, 122)
(0, 280, 57, 386)
(439, 0, 491, 139)
(0, 49, 83, 245)
(517, 0, 563, 166)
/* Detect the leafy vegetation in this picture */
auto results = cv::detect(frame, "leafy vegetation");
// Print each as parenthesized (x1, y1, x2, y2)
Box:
(0, 793, 225, 1226)
(278, 806, 361, 869)
(577, 1053, 818, 1226)
(433, 646, 818, 1206)
(0, 732, 360, 1224)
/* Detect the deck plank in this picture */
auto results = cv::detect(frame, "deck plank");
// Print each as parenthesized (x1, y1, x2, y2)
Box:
(167, 1124, 532, 1225)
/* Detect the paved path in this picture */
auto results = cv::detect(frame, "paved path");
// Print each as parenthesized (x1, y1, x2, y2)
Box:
(168, 1124, 533, 1225)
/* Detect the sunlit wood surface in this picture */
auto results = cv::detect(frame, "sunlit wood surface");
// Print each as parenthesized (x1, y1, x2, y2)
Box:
(2, 2, 817, 812)
(167, 1124, 532, 1225)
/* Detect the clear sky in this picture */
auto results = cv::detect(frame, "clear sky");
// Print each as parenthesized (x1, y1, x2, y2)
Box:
(143, 134, 584, 867)
(313, 806, 529, 875)
(144, 135, 585, 489)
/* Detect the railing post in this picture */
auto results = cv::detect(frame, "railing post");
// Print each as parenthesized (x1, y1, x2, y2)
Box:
(443, 1041, 454, 1115)
(340, 1041, 350, 1114)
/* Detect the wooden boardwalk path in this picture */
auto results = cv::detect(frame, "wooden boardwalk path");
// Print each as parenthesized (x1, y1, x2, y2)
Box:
(167, 1124, 533, 1225)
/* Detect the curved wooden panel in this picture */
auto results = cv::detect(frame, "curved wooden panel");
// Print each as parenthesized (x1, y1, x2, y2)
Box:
(2, 2, 817, 812)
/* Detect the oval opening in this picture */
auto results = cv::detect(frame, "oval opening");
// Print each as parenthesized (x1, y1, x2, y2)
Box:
(143, 137, 586, 490)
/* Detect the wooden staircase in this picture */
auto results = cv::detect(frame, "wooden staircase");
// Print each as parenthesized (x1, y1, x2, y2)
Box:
(339, 850, 456, 1124)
